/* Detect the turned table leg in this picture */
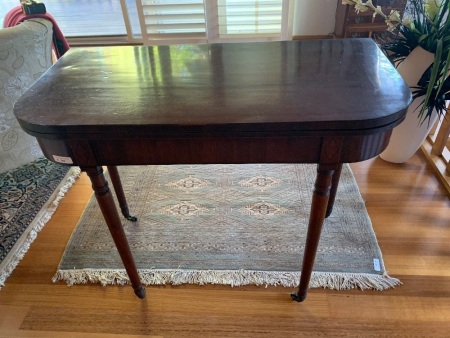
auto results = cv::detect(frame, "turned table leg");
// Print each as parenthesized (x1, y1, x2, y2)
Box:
(291, 163, 336, 302)
(325, 163, 343, 218)
(82, 166, 145, 299)
(107, 165, 137, 222)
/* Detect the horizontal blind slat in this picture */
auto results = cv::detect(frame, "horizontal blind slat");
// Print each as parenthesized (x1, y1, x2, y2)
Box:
(146, 23, 206, 32)
(144, 14, 206, 23)
(142, 4, 206, 14)
(144, 12, 205, 18)
(223, 0, 282, 5)
(146, 32, 206, 38)
(141, 0, 204, 5)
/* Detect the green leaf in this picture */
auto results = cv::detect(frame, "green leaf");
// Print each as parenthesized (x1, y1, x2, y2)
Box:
(434, 48, 450, 104)
(419, 39, 442, 124)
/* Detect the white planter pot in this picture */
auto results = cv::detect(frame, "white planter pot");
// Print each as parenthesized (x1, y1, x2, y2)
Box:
(379, 46, 438, 163)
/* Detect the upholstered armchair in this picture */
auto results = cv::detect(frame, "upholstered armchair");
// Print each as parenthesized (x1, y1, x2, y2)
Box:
(0, 18, 53, 173)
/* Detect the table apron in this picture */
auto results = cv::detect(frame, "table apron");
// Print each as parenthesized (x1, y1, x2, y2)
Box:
(37, 130, 392, 167)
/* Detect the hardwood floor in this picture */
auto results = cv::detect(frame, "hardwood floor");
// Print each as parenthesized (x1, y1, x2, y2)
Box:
(0, 151, 449, 337)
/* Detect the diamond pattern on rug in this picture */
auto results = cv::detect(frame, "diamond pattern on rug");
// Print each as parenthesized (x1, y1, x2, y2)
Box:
(54, 164, 400, 291)
(239, 174, 282, 191)
(166, 176, 211, 192)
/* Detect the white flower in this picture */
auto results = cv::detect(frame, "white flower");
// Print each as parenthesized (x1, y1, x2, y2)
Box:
(389, 9, 402, 24)
(343, 0, 370, 13)
(344, 0, 413, 32)
(354, 4, 369, 13)
(402, 15, 413, 27)
(373, 5, 384, 16)
(385, 19, 397, 32)
(4, 73, 33, 99)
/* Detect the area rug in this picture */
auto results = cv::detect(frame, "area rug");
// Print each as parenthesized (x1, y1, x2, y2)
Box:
(0, 158, 80, 288)
(54, 164, 400, 291)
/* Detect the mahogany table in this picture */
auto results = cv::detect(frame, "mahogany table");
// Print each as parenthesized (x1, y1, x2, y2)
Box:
(14, 39, 411, 302)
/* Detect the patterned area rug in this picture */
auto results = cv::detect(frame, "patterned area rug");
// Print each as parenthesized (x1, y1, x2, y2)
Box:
(54, 164, 400, 291)
(0, 158, 80, 288)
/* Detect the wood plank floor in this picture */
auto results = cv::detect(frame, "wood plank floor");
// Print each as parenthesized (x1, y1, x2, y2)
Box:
(0, 151, 449, 337)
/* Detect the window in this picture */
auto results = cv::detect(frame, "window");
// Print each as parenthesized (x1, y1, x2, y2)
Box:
(216, 0, 288, 39)
(0, 0, 292, 45)
(133, 0, 292, 45)
(136, 0, 207, 44)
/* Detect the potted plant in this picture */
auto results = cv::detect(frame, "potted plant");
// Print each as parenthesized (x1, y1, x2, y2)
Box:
(342, 0, 450, 163)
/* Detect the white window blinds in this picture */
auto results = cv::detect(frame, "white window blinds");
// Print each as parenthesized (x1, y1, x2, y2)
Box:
(136, 0, 292, 45)
(137, 0, 207, 44)
(216, 0, 284, 37)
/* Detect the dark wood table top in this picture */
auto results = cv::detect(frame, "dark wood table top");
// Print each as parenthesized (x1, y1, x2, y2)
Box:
(15, 39, 411, 139)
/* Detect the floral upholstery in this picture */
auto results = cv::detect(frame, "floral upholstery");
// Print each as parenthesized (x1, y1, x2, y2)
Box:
(0, 19, 53, 174)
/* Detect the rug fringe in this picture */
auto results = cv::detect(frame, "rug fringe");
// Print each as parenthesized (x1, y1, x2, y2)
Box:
(0, 167, 81, 289)
(52, 268, 401, 291)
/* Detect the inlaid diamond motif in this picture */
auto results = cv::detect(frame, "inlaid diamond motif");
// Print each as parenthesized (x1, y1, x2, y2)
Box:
(324, 138, 341, 162)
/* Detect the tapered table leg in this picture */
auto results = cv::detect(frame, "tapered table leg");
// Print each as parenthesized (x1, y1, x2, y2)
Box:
(325, 163, 343, 218)
(107, 165, 137, 222)
(82, 166, 145, 299)
(291, 164, 335, 302)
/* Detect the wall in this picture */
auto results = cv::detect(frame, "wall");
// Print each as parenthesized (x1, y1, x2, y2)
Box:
(293, 0, 338, 37)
